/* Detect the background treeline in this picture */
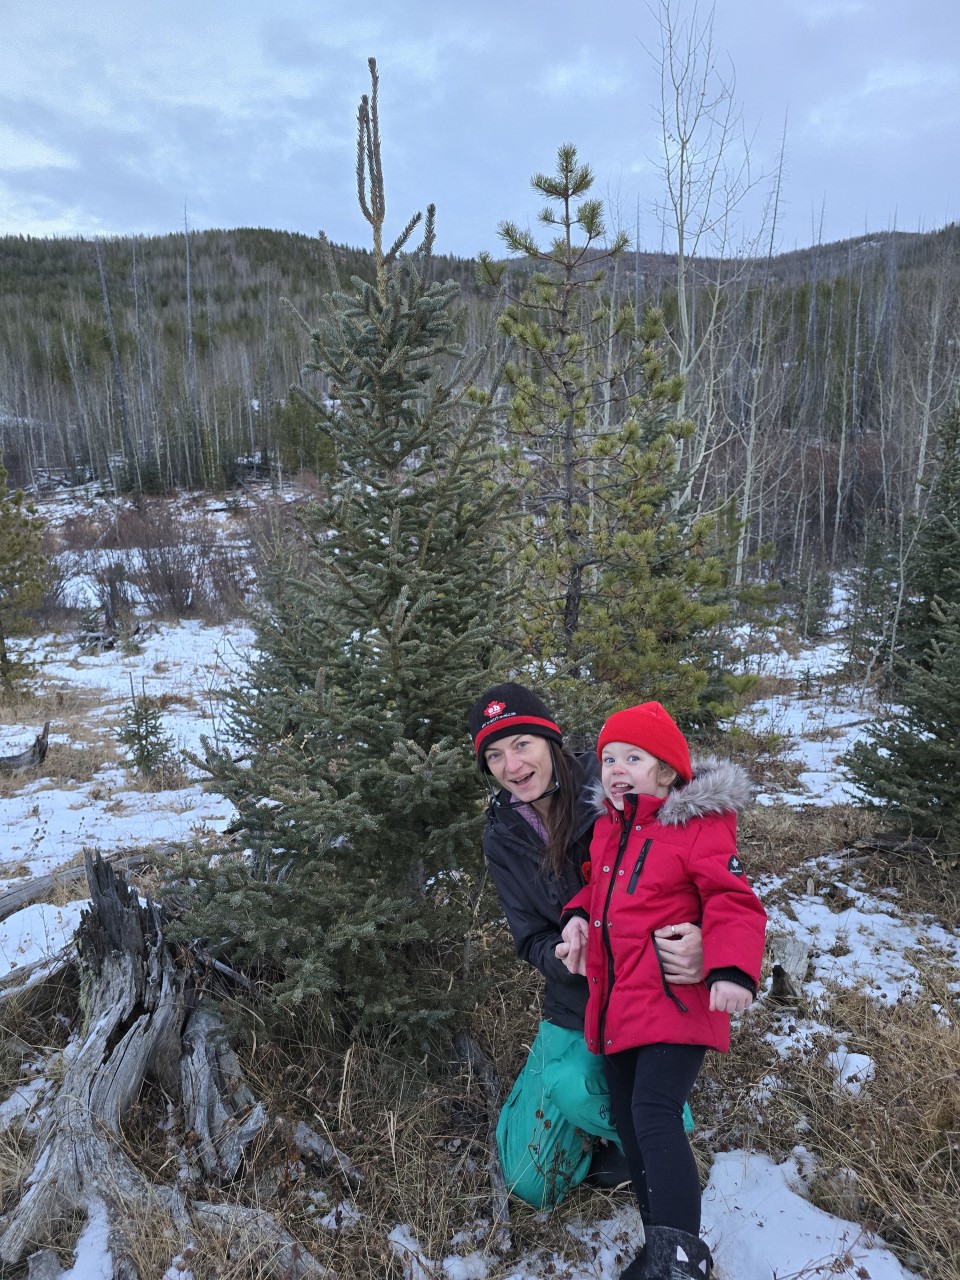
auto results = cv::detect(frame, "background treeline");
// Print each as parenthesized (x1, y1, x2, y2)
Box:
(1, 220, 958, 585)
(0, 229, 489, 496)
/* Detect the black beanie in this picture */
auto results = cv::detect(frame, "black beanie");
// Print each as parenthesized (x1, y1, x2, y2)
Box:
(467, 683, 563, 770)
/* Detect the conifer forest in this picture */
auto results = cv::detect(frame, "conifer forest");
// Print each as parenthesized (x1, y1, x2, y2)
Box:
(3, 217, 959, 589)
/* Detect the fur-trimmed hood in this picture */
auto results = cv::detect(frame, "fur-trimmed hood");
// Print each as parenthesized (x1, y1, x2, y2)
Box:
(589, 755, 753, 826)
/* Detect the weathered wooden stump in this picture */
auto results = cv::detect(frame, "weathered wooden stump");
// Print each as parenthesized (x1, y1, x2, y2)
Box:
(768, 932, 811, 1004)
(0, 852, 355, 1277)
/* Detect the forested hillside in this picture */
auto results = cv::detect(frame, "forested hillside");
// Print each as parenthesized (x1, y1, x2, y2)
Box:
(1, 220, 959, 583)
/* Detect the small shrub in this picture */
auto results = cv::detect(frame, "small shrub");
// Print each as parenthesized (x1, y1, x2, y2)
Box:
(91, 558, 136, 632)
(117, 677, 175, 778)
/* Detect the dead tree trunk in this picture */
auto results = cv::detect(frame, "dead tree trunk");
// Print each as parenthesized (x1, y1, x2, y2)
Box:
(0, 853, 354, 1277)
(0, 854, 188, 1268)
(0, 721, 49, 774)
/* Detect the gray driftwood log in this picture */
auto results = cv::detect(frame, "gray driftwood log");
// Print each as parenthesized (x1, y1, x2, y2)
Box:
(0, 853, 146, 924)
(0, 852, 355, 1277)
(0, 721, 49, 774)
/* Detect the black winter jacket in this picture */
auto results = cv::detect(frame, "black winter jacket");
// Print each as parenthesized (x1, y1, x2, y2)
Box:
(483, 754, 599, 1030)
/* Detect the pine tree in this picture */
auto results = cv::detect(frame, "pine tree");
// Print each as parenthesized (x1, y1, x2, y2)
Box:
(844, 598, 960, 854)
(187, 61, 511, 1041)
(0, 464, 46, 689)
(478, 146, 732, 730)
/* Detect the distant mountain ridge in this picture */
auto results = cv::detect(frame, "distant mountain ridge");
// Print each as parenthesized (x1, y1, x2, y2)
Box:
(1, 220, 958, 576)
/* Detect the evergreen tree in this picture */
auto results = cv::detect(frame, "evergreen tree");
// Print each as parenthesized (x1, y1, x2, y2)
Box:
(844, 598, 960, 853)
(479, 146, 732, 730)
(188, 61, 511, 1041)
(0, 463, 46, 689)
(899, 402, 960, 666)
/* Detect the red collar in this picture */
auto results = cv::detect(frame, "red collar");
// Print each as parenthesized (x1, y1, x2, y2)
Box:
(605, 791, 666, 822)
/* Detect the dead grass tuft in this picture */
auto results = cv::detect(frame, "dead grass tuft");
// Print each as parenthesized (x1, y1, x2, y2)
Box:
(738, 802, 876, 882)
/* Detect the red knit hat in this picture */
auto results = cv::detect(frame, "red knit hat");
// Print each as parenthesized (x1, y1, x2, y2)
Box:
(596, 701, 692, 783)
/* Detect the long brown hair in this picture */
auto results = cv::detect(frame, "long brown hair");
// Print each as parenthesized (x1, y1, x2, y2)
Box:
(540, 745, 580, 879)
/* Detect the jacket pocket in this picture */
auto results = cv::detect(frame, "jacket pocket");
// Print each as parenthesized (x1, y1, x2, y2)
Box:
(626, 839, 653, 894)
(651, 934, 689, 1013)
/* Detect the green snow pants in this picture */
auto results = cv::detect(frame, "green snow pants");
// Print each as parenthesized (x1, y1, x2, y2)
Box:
(496, 1020, 694, 1209)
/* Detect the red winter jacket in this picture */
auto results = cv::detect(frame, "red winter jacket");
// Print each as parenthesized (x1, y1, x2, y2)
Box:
(564, 758, 766, 1056)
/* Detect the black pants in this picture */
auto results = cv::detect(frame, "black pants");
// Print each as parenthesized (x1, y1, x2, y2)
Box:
(603, 1042, 706, 1234)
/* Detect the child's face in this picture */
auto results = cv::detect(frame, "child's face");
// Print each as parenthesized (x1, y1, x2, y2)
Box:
(600, 741, 671, 809)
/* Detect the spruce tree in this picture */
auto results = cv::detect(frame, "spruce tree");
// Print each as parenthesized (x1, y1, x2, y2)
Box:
(899, 402, 960, 666)
(479, 146, 732, 729)
(189, 61, 511, 1041)
(0, 464, 46, 689)
(844, 598, 960, 854)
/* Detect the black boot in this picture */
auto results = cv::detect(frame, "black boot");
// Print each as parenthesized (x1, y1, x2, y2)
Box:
(619, 1244, 646, 1279)
(640, 1225, 712, 1279)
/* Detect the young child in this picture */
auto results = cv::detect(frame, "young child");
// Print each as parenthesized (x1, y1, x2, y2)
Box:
(558, 701, 766, 1280)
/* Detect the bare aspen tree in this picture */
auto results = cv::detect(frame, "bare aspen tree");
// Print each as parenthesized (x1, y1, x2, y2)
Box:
(183, 206, 203, 486)
(645, 0, 774, 510)
(95, 239, 136, 487)
(731, 137, 787, 584)
(902, 237, 960, 514)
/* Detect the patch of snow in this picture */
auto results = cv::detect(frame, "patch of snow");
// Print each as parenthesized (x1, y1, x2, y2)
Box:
(703, 1151, 919, 1279)
(317, 1200, 361, 1230)
(827, 1047, 876, 1096)
(389, 1224, 437, 1279)
(59, 1197, 114, 1279)
(0, 901, 85, 974)
(0, 1075, 46, 1129)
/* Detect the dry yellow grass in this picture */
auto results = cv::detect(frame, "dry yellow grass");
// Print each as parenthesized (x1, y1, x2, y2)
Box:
(0, 679, 123, 802)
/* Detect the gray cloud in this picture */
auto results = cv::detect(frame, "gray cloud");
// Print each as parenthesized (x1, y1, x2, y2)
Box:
(2, 0, 957, 254)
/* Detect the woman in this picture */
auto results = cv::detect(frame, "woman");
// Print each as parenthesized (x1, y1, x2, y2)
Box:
(468, 682, 704, 1208)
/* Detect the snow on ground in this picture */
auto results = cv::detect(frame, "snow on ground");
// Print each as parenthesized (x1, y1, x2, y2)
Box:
(732, 588, 881, 807)
(703, 1152, 911, 1280)
(1, 621, 253, 878)
(0, 578, 937, 1279)
(760, 853, 960, 1008)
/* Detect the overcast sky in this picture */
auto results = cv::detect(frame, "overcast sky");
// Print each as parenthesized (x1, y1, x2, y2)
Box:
(3, 0, 959, 260)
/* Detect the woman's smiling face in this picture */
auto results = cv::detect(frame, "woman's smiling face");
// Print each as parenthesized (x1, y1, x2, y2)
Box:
(483, 732, 555, 805)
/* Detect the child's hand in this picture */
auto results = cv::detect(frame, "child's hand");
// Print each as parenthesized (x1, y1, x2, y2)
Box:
(556, 917, 589, 976)
(709, 980, 753, 1013)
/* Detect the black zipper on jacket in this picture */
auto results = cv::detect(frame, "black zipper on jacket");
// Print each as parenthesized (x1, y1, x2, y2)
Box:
(626, 838, 652, 893)
(652, 935, 689, 1013)
(597, 801, 635, 1051)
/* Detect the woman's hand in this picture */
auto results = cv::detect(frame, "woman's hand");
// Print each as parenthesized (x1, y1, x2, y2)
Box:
(556, 916, 589, 976)
(653, 922, 704, 984)
(709, 980, 753, 1013)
